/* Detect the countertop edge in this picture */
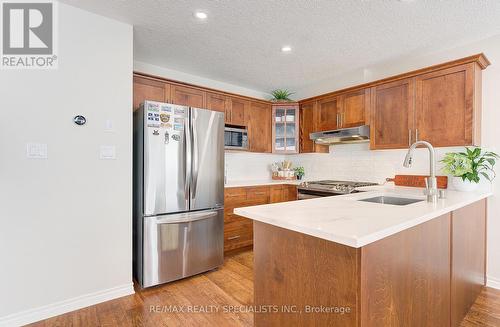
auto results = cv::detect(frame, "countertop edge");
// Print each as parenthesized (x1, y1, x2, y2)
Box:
(234, 192, 492, 248)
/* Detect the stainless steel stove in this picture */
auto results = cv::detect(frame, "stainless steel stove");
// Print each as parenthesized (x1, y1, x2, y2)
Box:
(297, 180, 378, 200)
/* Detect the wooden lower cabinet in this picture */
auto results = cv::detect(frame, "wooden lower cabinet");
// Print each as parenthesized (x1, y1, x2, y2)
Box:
(253, 200, 487, 326)
(270, 185, 297, 203)
(224, 184, 297, 253)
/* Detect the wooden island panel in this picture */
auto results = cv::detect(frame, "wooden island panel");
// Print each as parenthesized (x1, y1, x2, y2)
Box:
(253, 200, 487, 326)
(360, 213, 451, 327)
(451, 199, 487, 326)
(253, 221, 360, 326)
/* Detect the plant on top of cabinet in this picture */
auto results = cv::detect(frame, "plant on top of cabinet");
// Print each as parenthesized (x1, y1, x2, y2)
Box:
(270, 89, 295, 102)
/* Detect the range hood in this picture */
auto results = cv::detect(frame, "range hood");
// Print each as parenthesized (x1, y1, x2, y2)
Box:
(310, 125, 370, 145)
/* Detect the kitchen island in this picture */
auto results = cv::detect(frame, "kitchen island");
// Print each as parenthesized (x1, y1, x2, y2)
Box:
(234, 186, 491, 326)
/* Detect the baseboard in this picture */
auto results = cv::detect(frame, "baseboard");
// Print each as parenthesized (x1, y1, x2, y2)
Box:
(0, 283, 135, 327)
(487, 275, 500, 290)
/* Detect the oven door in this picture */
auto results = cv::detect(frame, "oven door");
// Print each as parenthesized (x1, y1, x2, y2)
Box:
(297, 189, 343, 199)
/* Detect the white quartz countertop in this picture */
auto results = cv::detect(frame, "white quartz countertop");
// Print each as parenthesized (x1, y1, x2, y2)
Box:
(234, 185, 492, 248)
(225, 179, 303, 188)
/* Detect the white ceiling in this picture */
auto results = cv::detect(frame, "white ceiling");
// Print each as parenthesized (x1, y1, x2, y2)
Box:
(60, 0, 500, 96)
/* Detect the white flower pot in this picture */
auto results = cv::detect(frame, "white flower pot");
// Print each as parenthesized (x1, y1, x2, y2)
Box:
(451, 176, 478, 192)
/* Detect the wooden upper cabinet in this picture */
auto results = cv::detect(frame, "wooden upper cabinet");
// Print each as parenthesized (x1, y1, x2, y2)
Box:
(299, 101, 328, 153)
(246, 102, 272, 153)
(272, 103, 299, 154)
(133, 76, 170, 111)
(415, 63, 479, 147)
(206, 92, 228, 113)
(317, 96, 341, 131)
(170, 84, 206, 108)
(228, 97, 248, 126)
(370, 78, 415, 150)
(340, 89, 370, 128)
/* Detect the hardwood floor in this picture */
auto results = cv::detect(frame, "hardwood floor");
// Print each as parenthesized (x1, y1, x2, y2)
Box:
(461, 287, 500, 326)
(28, 251, 254, 327)
(27, 250, 500, 327)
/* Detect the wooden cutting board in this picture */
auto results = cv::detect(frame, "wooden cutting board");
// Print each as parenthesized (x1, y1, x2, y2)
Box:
(387, 175, 448, 189)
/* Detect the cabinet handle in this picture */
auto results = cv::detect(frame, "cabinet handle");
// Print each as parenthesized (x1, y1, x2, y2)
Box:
(408, 129, 412, 146)
(336, 113, 340, 127)
(253, 192, 267, 196)
(415, 129, 419, 142)
(227, 235, 240, 240)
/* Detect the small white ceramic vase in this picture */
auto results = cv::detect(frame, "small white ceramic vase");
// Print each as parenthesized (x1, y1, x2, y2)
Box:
(451, 176, 478, 192)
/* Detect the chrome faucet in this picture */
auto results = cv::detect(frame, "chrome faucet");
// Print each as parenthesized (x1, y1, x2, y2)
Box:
(403, 140, 438, 203)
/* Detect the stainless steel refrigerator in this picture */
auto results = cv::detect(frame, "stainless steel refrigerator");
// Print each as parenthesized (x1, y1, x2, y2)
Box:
(133, 100, 224, 288)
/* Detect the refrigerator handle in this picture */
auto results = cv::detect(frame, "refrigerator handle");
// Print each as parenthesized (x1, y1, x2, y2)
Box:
(184, 109, 191, 208)
(154, 210, 218, 224)
(191, 109, 199, 199)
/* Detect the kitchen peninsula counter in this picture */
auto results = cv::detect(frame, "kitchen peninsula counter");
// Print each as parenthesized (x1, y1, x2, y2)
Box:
(234, 185, 491, 326)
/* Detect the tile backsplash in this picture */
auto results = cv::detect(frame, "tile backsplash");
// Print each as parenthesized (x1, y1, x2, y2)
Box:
(289, 143, 465, 184)
(225, 151, 284, 182)
(226, 143, 491, 190)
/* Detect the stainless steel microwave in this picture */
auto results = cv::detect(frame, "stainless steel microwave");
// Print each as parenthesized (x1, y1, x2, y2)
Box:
(224, 126, 248, 150)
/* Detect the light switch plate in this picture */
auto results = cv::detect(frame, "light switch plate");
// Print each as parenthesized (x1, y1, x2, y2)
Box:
(26, 143, 48, 159)
(104, 119, 115, 132)
(100, 145, 116, 160)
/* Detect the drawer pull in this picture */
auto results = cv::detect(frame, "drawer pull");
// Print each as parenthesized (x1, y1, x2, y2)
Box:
(227, 235, 241, 240)
(253, 192, 267, 195)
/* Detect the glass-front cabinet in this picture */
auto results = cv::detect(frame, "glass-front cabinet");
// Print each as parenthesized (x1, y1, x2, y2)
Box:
(272, 102, 299, 154)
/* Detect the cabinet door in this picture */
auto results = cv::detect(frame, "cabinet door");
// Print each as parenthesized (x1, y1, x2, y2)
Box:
(299, 102, 328, 153)
(247, 102, 272, 153)
(415, 64, 475, 147)
(270, 185, 284, 203)
(133, 76, 169, 111)
(228, 97, 248, 126)
(341, 89, 369, 128)
(317, 96, 341, 131)
(171, 85, 206, 108)
(206, 92, 228, 113)
(284, 185, 297, 201)
(370, 78, 415, 150)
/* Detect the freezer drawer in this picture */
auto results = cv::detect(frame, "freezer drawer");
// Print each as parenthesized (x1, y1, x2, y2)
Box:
(142, 209, 224, 287)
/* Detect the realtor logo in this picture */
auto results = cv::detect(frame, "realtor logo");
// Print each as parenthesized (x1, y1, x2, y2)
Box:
(1, 0, 58, 69)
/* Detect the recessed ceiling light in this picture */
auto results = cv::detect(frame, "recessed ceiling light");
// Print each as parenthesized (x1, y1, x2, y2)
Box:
(194, 11, 208, 20)
(281, 46, 292, 53)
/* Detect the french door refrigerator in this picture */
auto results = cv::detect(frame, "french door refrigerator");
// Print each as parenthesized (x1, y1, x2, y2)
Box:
(133, 100, 224, 288)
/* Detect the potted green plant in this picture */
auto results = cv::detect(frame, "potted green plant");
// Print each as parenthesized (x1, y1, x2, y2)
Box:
(441, 147, 499, 191)
(270, 89, 294, 102)
(294, 166, 305, 180)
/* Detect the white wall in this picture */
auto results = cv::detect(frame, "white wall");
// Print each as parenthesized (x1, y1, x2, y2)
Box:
(225, 152, 284, 182)
(0, 3, 133, 326)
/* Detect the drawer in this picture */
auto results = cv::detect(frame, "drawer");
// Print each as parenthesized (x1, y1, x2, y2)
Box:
(225, 187, 247, 199)
(246, 186, 270, 201)
(224, 209, 247, 223)
(225, 187, 247, 206)
(224, 220, 253, 251)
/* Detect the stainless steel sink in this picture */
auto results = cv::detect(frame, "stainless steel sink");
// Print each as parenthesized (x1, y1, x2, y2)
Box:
(358, 196, 423, 206)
